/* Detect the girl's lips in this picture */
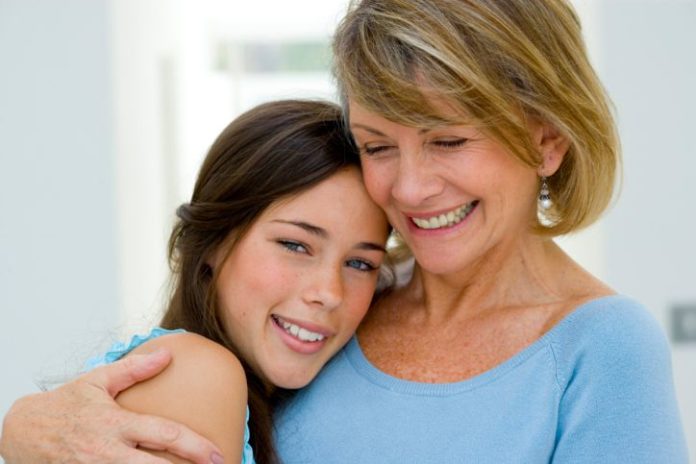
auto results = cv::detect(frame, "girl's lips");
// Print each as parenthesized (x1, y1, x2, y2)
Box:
(272, 314, 333, 337)
(271, 315, 331, 355)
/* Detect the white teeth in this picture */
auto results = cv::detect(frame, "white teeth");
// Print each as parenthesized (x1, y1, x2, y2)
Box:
(411, 202, 476, 230)
(276, 316, 326, 342)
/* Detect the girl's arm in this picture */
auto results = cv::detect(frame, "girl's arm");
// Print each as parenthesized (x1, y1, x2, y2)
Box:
(117, 332, 248, 464)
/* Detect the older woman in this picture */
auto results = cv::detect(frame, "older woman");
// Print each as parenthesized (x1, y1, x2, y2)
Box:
(0, 0, 688, 463)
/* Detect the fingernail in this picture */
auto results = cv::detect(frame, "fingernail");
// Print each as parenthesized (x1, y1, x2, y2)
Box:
(211, 451, 224, 464)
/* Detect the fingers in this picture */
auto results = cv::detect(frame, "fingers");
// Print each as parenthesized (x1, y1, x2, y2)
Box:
(0, 375, 223, 464)
(122, 413, 223, 464)
(83, 349, 173, 397)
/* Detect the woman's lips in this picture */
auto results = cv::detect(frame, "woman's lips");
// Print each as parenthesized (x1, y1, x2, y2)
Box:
(405, 200, 479, 234)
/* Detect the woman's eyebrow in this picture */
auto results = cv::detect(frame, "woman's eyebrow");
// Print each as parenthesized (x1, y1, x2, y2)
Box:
(351, 123, 435, 136)
(350, 124, 386, 136)
(272, 219, 387, 253)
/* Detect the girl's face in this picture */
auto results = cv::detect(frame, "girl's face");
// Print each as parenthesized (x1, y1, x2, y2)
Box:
(214, 167, 389, 389)
(349, 99, 541, 276)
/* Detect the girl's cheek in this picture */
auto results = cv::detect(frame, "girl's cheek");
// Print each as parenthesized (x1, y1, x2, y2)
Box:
(348, 282, 377, 321)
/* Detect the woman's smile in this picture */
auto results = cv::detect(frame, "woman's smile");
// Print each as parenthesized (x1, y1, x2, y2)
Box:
(406, 200, 479, 231)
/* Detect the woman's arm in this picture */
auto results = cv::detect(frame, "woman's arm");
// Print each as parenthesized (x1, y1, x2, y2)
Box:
(116, 332, 249, 464)
(0, 349, 224, 464)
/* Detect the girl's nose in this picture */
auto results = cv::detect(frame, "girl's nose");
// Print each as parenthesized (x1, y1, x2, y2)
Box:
(301, 265, 343, 311)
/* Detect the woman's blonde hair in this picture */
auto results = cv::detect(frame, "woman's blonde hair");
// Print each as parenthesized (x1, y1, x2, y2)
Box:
(333, 0, 620, 235)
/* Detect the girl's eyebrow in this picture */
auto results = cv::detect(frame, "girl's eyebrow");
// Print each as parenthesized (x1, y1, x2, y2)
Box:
(357, 242, 387, 253)
(271, 219, 387, 253)
(272, 219, 327, 238)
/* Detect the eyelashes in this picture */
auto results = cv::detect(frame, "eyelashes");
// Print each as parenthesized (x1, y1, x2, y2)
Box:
(433, 138, 468, 149)
(345, 258, 377, 272)
(361, 138, 469, 156)
(276, 240, 379, 273)
(361, 143, 398, 155)
(278, 240, 308, 254)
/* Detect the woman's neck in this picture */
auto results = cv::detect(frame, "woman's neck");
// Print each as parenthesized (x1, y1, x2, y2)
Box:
(400, 235, 596, 324)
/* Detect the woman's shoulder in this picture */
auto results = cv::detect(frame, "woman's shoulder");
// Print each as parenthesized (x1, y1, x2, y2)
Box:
(116, 331, 248, 462)
(549, 295, 673, 385)
(557, 295, 666, 343)
(548, 296, 687, 461)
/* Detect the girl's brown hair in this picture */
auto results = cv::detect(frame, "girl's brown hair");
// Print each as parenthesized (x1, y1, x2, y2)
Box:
(160, 100, 363, 464)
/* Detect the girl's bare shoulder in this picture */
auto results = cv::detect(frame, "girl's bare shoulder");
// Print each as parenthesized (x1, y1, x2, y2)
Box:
(117, 332, 248, 463)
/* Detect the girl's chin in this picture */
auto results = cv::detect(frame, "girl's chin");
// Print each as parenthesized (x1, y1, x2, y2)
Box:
(264, 367, 320, 390)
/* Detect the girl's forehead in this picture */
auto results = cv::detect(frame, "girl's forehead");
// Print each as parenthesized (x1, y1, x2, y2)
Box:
(260, 169, 368, 217)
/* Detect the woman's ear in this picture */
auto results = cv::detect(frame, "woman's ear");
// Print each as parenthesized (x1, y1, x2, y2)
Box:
(533, 121, 571, 176)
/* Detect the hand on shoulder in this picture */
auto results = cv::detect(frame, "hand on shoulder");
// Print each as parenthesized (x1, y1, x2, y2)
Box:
(117, 332, 247, 464)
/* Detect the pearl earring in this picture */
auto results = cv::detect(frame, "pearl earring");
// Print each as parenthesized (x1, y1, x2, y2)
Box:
(539, 177, 552, 210)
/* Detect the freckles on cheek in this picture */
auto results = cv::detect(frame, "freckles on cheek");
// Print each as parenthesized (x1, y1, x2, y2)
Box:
(247, 264, 297, 295)
(347, 292, 375, 325)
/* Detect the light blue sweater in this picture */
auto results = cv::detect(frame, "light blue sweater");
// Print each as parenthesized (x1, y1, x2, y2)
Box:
(275, 295, 688, 463)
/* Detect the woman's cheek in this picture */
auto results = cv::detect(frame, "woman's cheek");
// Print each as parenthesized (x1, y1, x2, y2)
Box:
(360, 161, 392, 208)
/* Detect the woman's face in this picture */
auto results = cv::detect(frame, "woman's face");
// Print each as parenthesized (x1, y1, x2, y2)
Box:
(349, 99, 540, 276)
(214, 167, 389, 389)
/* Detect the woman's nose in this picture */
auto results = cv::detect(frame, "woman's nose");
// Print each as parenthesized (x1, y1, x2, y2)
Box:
(390, 149, 444, 207)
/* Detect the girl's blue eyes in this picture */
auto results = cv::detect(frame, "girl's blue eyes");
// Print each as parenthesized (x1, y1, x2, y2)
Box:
(346, 259, 377, 272)
(362, 138, 468, 155)
(277, 240, 377, 272)
(279, 240, 307, 254)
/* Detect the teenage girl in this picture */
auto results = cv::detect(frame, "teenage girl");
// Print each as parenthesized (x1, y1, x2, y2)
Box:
(86, 99, 390, 464)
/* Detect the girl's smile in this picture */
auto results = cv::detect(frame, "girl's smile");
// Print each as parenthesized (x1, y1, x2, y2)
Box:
(213, 167, 389, 389)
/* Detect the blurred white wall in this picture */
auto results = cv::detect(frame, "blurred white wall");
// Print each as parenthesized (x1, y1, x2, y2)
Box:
(597, 0, 696, 454)
(0, 0, 119, 415)
(0, 0, 694, 460)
